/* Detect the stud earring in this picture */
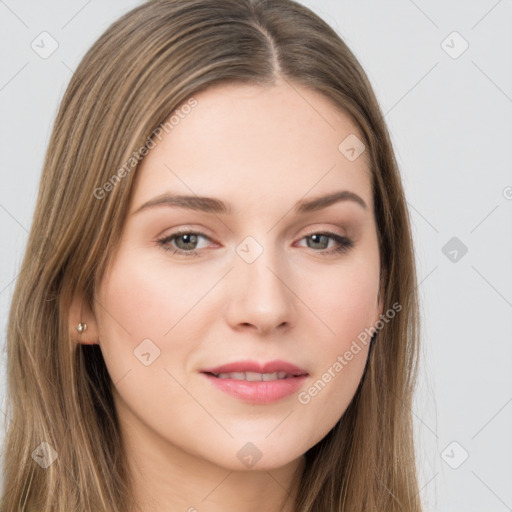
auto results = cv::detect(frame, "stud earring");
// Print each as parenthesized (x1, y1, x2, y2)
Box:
(76, 322, 88, 334)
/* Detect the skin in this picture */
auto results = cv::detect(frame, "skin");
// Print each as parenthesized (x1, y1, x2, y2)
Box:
(71, 77, 383, 512)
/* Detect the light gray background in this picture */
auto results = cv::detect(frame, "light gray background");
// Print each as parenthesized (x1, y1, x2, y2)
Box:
(1, 1, 511, 510)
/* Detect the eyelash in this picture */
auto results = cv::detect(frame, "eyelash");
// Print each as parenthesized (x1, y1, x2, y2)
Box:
(156, 230, 354, 258)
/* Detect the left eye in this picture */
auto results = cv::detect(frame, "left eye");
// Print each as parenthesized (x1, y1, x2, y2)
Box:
(297, 232, 353, 254)
(157, 230, 353, 257)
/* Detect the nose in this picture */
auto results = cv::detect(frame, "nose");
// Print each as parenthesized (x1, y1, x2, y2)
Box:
(224, 241, 297, 336)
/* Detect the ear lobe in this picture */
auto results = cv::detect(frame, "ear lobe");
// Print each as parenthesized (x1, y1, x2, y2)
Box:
(69, 291, 100, 345)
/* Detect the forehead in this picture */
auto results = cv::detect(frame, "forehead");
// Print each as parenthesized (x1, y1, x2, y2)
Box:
(131, 79, 372, 214)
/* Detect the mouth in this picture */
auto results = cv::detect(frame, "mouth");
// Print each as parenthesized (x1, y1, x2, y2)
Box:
(202, 371, 305, 381)
(200, 360, 309, 404)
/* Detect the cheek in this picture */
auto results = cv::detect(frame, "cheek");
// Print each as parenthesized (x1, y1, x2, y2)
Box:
(94, 254, 178, 384)
(307, 254, 380, 344)
(96, 251, 208, 349)
(94, 253, 213, 440)
(295, 257, 378, 428)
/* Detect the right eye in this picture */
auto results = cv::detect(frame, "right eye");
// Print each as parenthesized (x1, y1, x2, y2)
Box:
(157, 230, 213, 257)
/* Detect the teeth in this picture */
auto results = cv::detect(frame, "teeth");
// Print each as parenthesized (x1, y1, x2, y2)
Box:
(215, 371, 290, 381)
(246, 371, 265, 381)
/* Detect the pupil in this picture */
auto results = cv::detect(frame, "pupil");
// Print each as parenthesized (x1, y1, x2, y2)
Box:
(179, 234, 197, 249)
(310, 234, 327, 249)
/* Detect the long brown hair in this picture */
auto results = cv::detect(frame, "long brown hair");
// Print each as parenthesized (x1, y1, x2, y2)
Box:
(1, 0, 422, 510)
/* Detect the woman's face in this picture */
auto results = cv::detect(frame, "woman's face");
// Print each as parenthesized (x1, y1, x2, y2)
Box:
(93, 79, 383, 472)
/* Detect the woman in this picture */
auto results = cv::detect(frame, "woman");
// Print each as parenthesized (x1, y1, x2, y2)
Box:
(2, 0, 422, 510)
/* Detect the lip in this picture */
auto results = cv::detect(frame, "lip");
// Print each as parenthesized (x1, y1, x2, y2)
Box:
(200, 359, 309, 405)
(201, 359, 308, 376)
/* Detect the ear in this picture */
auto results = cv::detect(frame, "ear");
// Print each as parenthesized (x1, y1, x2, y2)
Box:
(69, 291, 100, 345)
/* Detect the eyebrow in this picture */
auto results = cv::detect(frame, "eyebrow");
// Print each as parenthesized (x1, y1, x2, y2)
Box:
(132, 190, 367, 216)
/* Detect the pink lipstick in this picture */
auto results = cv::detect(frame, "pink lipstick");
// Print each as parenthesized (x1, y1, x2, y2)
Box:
(200, 360, 308, 404)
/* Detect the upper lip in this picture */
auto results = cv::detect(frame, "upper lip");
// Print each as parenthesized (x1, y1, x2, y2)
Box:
(201, 359, 308, 376)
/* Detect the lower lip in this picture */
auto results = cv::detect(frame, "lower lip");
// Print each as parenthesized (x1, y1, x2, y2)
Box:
(201, 373, 308, 404)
